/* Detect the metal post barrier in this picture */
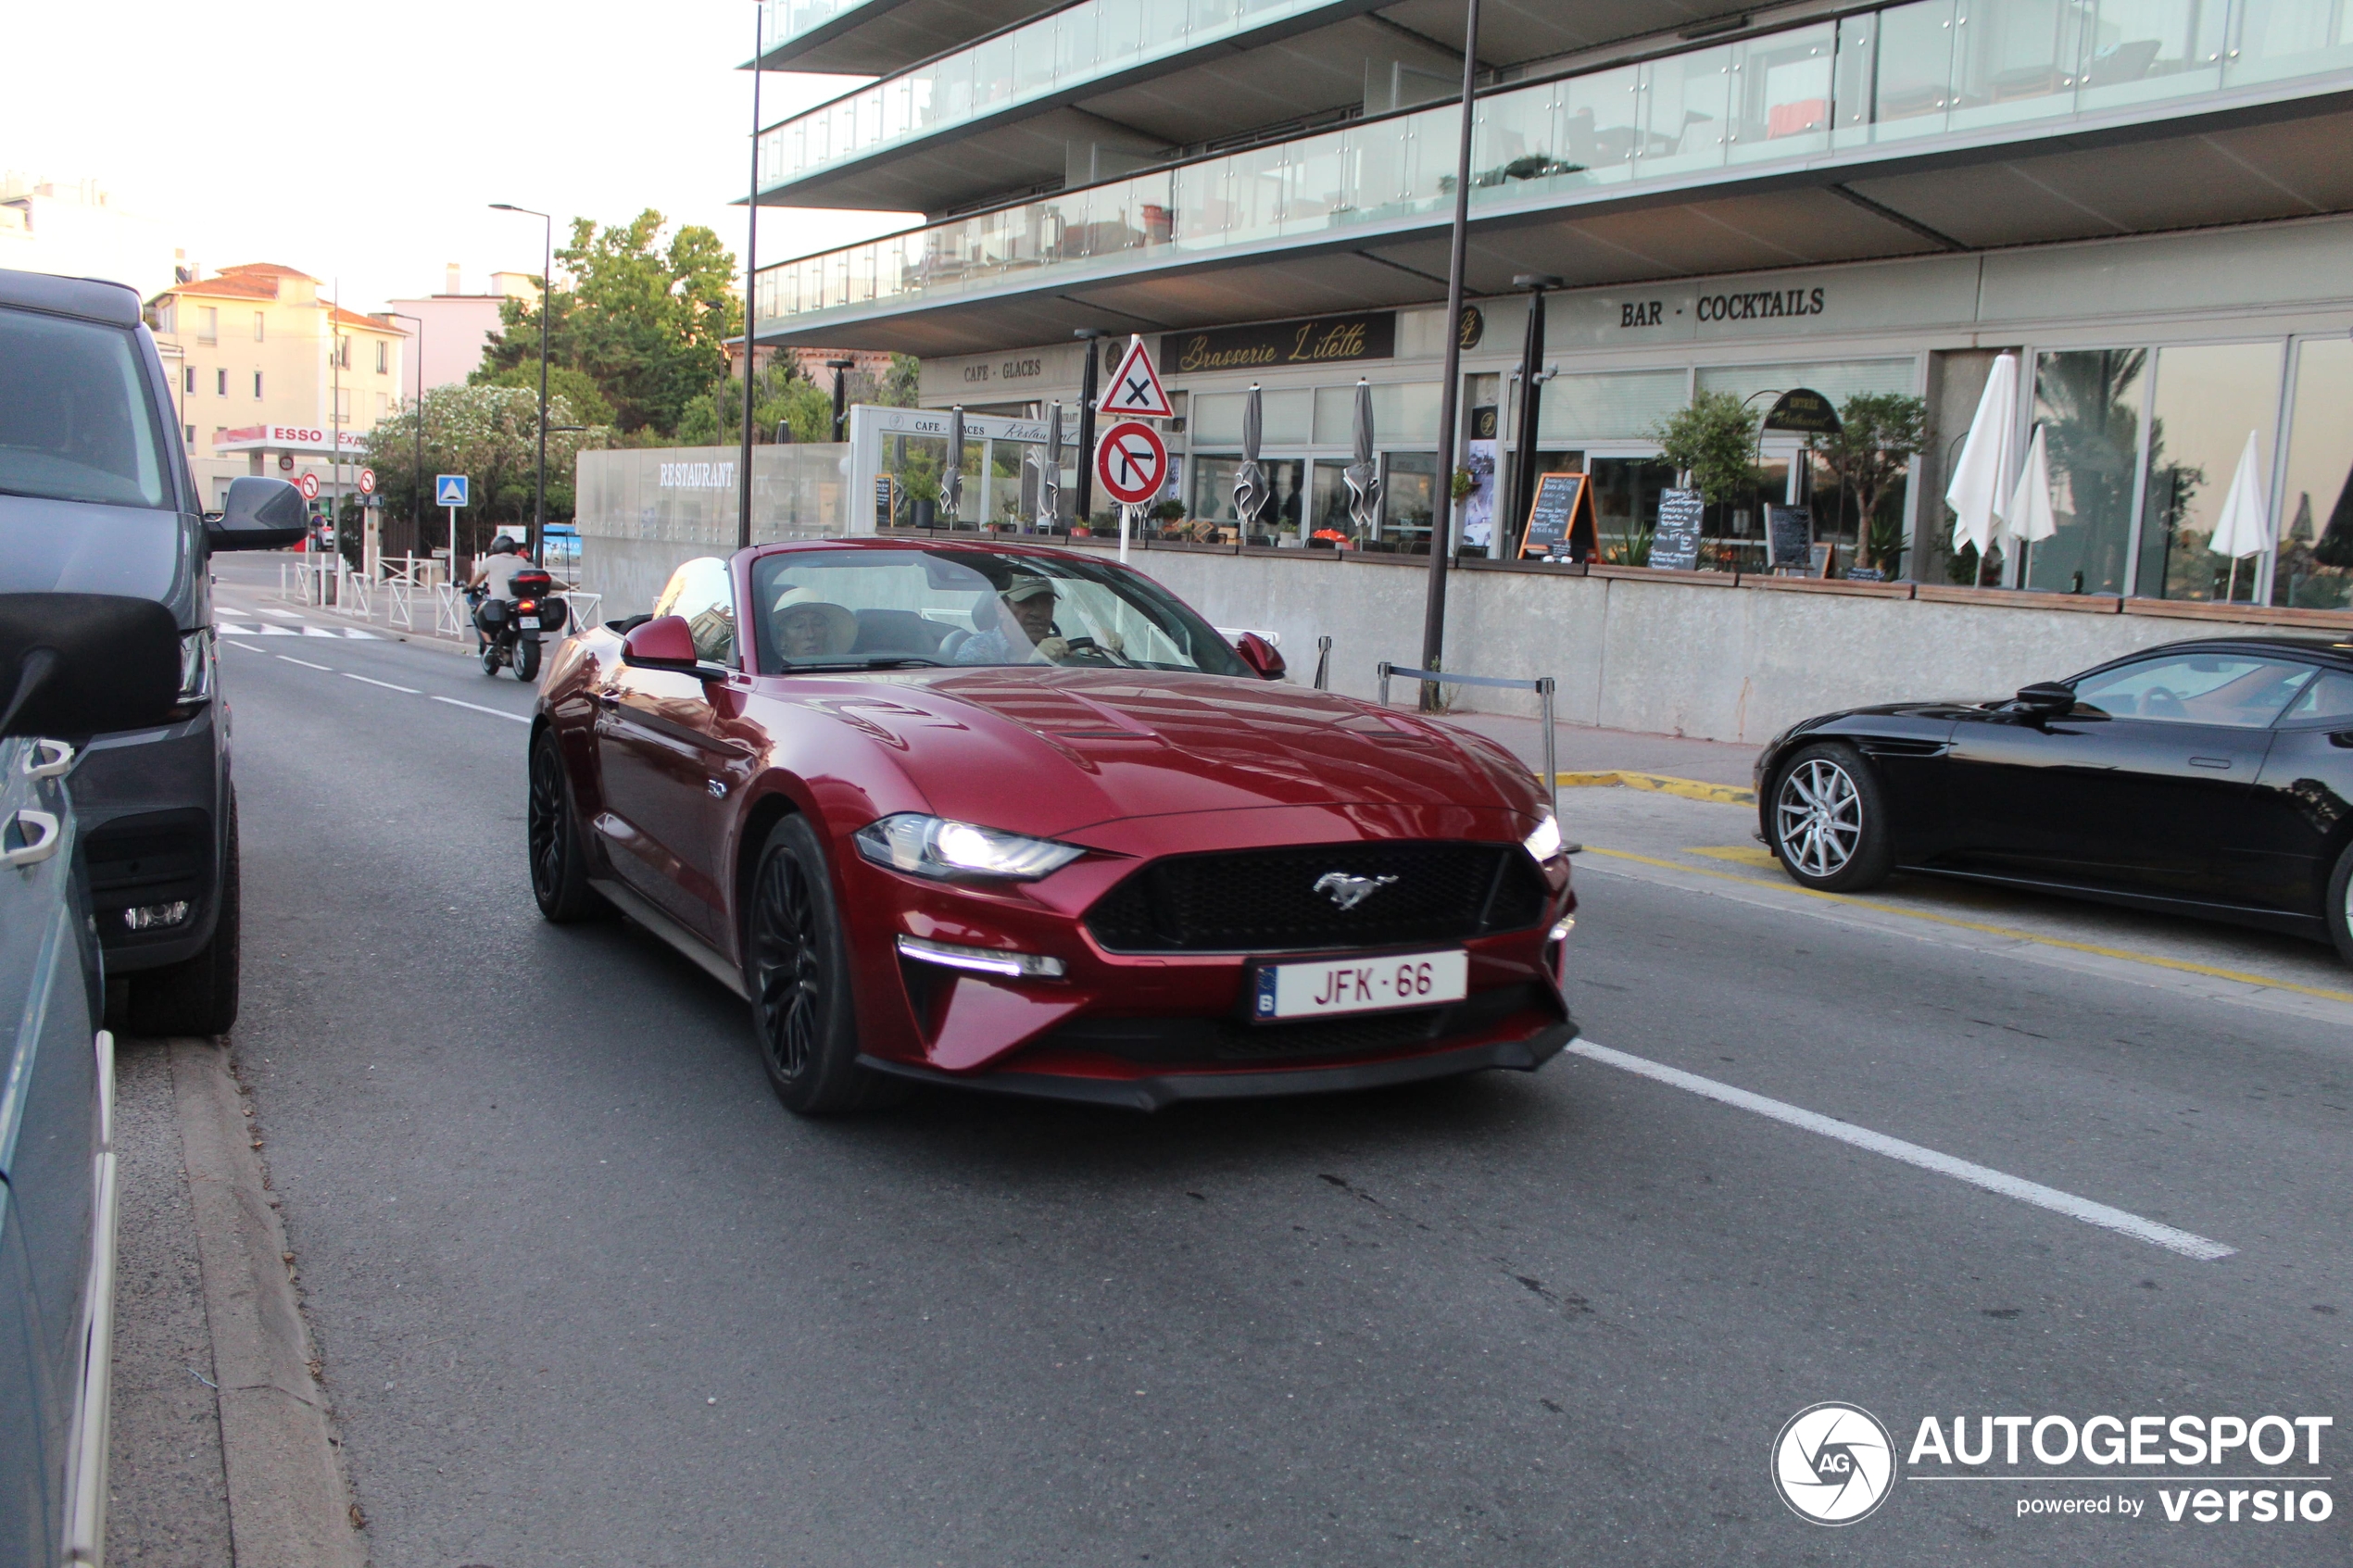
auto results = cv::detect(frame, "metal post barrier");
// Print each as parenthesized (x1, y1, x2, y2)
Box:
(557, 591, 601, 632)
(435, 583, 465, 637)
(1377, 662, 1557, 817)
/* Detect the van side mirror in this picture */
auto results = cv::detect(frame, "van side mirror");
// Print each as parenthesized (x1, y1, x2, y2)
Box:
(0, 594, 182, 737)
(1234, 632, 1287, 681)
(206, 476, 310, 552)
(2015, 681, 2075, 717)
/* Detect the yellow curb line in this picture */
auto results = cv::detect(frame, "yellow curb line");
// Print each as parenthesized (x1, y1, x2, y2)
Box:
(1581, 846, 2353, 1005)
(1557, 771, 1756, 807)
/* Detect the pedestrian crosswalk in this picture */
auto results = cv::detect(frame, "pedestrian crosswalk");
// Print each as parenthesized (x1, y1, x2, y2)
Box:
(216, 622, 380, 639)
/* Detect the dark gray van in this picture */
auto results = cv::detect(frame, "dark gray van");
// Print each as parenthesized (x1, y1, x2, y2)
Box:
(0, 267, 308, 1034)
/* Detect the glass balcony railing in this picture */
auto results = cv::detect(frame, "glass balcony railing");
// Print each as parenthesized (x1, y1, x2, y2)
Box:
(757, 0, 1340, 190)
(757, 0, 2353, 326)
(757, 0, 875, 56)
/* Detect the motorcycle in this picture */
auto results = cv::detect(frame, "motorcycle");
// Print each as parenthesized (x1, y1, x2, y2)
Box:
(474, 568, 568, 681)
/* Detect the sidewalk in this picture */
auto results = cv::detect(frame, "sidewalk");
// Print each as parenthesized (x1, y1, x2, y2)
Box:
(1397, 704, 1763, 791)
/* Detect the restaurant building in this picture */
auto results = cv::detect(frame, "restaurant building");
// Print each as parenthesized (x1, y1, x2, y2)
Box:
(742, 0, 2353, 609)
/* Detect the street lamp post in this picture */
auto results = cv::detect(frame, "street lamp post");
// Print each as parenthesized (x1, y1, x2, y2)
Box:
(1418, 0, 1483, 710)
(827, 358, 855, 442)
(489, 203, 553, 564)
(383, 311, 425, 567)
(738, 1, 765, 552)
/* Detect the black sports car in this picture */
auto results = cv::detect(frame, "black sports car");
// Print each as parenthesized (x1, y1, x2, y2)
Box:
(1754, 634, 2353, 965)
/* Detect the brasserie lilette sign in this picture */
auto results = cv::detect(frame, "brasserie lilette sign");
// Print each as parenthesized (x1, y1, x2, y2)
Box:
(1171, 311, 1398, 372)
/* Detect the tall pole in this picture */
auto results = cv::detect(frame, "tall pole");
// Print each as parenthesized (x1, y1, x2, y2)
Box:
(332, 276, 345, 571)
(1074, 329, 1101, 525)
(828, 357, 854, 441)
(489, 203, 554, 564)
(738, 0, 764, 551)
(1419, 0, 1482, 708)
(1505, 273, 1557, 558)
(385, 311, 424, 563)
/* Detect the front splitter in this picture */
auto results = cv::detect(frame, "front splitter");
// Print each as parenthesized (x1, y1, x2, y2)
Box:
(857, 1022, 1578, 1112)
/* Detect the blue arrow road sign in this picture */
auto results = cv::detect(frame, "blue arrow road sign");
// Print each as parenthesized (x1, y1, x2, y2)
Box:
(434, 474, 470, 508)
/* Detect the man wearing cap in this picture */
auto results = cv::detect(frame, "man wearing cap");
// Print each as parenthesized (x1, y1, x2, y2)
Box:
(956, 573, 1073, 664)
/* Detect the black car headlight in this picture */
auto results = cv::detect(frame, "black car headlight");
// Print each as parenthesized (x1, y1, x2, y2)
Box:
(178, 629, 213, 706)
(853, 813, 1084, 882)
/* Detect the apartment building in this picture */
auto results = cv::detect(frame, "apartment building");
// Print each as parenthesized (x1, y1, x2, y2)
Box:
(384, 264, 543, 390)
(742, 0, 2353, 608)
(149, 262, 409, 512)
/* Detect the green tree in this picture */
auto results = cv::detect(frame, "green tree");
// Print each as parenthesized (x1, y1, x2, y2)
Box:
(477, 363, 616, 430)
(1808, 392, 1926, 572)
(676, 355, 835, 446)
(1651, 392, 1759, 506)
(363, 385, 611, 555)
(475, 209, 740, 437)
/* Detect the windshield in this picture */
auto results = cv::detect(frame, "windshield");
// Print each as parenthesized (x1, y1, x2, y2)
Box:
(0, 306, 172, 509)
(749, 547, 1251, 679)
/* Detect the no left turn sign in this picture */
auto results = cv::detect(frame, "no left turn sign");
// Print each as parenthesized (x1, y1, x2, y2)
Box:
(1095, 420, 1167, 507)
(358, 467, 376, 495)
(296, 472, 321, 501)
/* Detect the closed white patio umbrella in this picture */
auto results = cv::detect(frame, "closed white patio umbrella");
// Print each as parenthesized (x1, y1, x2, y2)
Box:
(2208, 428, 2271, 601)
(1946, 353, 2020, 573)
(2004, 423, 2057, 575)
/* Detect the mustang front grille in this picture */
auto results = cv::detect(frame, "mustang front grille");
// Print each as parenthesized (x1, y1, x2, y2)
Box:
(1084, 840, 1546, 954)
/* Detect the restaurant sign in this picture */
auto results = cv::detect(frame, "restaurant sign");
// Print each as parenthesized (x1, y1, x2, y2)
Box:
(1170, 311, 1396, 373)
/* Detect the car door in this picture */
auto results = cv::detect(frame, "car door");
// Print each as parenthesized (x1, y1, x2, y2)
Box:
(2248, 667, 2353, 916)
(591, 559, 751, 945)
(1943, 651, 2315, 900)
(0, 735, 100, 1562)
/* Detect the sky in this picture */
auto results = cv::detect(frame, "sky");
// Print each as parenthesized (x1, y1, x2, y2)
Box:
(1, 1, 913, 314)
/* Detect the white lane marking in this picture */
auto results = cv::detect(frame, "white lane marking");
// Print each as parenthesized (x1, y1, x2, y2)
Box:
(275, 655, 332, 671)
(343, 672, 421, 695)
(300, 625, 344, 637)
(1565, 1038, 2235, 1261)
(220, 623, 296, 635)
(224, 641, 264, 654)
(256, 607, 305, 621)
(430, 695, 531, 725)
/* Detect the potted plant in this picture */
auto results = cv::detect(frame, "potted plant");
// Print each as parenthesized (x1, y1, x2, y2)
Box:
(1650, 392, 1758, 537)
(1807, 393, 1927, 577)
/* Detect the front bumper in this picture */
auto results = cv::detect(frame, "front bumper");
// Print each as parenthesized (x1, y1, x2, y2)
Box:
(72, 708, 227, 973)
(861, 1021, 1578, 1112)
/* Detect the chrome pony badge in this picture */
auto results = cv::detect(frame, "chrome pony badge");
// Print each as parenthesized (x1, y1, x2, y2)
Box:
(1313, 871, 1398, 910)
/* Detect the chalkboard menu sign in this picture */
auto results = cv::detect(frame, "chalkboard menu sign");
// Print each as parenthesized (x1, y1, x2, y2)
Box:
(1652, 488, 1704, 571)
(1767, 504, 1814, 570)
(1517, 472, 1592, 559)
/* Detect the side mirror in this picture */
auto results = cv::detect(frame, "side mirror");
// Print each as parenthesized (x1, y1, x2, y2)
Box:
(1235, 632, 1287, 682)
(207, 476, 309, 552)
(0, 593, 182, 737)
(621, 614, 721, 679)
(2016, 681, 2075, 717)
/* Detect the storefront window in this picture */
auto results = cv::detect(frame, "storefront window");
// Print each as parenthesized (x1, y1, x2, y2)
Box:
(2133, 341, 2282, 601)
(2273, 336, 2353, 610)
(1382, 453, 1437, 548)
(1309, 459, 1357, 545)
(2021, 348, 2145, 596)
(1589, 458, 1677, 563)
(1189, 454, 1242, 525)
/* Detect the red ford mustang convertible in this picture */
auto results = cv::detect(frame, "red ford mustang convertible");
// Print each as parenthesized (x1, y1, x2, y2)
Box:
(529, 540, 1577, 1113)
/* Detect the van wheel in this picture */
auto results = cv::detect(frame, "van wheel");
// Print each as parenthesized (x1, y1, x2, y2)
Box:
(123, 794, 241, 1037)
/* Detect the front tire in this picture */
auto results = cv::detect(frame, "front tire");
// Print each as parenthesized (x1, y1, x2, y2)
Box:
(528, 729, 607, 922)
(745, 815, 903, 1116)
(482, 643, 501, 676)
(2325, 840, 2353, 970)
(122, 793, 241, 1036)
(1769, 742, 1894, 892)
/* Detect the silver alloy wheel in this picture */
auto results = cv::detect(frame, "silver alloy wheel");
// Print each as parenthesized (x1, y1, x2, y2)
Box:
(1776, 757, 1863, 879)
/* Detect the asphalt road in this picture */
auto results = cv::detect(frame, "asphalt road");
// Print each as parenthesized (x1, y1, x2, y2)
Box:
(204, 559, 2351, 1567)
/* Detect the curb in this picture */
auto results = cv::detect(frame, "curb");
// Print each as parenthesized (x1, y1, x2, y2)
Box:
(170, 1039, 367, 1567)
(1555, 771, 1756, 807)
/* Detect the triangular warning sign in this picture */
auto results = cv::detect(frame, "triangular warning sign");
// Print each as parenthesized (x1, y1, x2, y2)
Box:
(1098, 334, 1173, 419)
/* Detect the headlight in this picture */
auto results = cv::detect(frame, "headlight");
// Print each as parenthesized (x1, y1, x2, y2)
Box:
(178, 629, 213, 705)
(853, 813, 1085, 882)
(1522, 810, 1563, 864)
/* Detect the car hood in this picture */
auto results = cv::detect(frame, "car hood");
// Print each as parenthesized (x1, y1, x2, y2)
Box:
(0, 494, 194, 614)
(784, 666, 1545, 837)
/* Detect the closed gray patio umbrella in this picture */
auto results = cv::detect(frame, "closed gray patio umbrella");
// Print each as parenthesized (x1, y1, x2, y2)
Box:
(943, 406, 965, 526)
(1038, 402, 1063, 532)
(1344, 379, 1381, 539)
(1233, 383, 1269, 540)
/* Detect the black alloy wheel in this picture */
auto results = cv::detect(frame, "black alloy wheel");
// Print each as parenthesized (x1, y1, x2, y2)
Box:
(2326, 840, 2353, 971)
(528, 729, 607, 922)
(1770, 742, 1894, 893)
(745, 815, 904, 1116)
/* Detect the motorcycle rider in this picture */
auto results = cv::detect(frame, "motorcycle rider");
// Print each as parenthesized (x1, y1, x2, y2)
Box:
(467, 535, 528, 650)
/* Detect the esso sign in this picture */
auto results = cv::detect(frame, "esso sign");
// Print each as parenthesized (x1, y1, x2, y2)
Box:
(296, 472, 321, 501)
